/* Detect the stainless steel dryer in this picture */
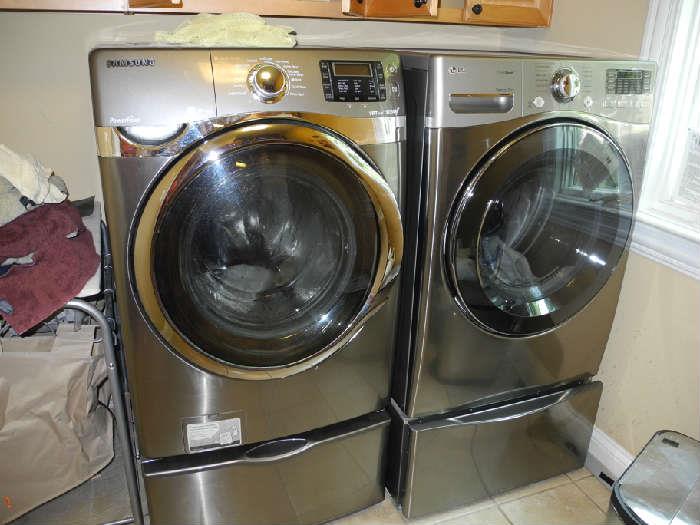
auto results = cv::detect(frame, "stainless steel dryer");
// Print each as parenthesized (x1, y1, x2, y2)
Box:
(389, 54, 654, 518)
(91, 48, 405, 525)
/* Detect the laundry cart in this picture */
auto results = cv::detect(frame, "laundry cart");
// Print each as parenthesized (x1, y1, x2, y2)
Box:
(0, 210, 143, 525)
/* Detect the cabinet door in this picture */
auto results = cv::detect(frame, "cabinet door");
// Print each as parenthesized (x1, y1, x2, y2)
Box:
(343, 0, 438, 18)
(463, 0, 553, 27)
(128, 0, 182, 6)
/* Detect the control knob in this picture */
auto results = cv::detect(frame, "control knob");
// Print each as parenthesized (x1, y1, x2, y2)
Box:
(551, 67, 581, 103)
(248, 63, 288, 103)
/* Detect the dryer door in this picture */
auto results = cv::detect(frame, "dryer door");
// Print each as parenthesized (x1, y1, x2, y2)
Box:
(446, 120, 633, 336)
(132, 119, 402, 378)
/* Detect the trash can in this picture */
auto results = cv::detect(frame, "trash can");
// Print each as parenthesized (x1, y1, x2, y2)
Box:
(612, 430, 700, 525)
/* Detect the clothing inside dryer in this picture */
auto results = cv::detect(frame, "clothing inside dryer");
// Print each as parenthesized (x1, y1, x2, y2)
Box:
(476, 124, 633, 319)
(450, 123, 634, 331)
(152, 143, 379, 367)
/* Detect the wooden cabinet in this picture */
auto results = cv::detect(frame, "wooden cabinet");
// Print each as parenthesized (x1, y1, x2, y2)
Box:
(0, 0, 552, 27)
(463, 0, 553, 27)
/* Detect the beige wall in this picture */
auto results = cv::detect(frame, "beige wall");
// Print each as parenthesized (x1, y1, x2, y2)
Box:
(596, 254, 700, 454)
(0, 0, 647, 201)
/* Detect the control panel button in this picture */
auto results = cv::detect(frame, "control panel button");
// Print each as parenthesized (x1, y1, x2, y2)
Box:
(248, 63, 288, 104)
(584, 95, 594, 109)
(551, 67, 581, 103)
(531, 96, 545, 108)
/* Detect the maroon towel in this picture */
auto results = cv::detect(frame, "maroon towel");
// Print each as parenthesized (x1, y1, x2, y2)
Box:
(0, 201, 99, 334)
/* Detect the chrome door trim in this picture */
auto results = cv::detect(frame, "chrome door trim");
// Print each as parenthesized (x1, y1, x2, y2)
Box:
(96, 113, 406, 157)
(442, 118, 633, 338)
(130, 118, 403, 380)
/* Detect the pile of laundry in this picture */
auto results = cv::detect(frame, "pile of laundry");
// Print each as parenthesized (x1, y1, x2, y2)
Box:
(0, 145, 99, 334)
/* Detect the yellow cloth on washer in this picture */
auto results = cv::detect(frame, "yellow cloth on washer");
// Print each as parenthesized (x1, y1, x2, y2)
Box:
(154, 13, 296, 48)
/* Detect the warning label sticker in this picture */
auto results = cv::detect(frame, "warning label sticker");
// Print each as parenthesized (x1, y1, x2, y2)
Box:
(185, 417, 242, 452)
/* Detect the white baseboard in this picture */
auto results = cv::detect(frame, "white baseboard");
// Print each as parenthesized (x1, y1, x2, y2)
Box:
(585, 426, 635, 482)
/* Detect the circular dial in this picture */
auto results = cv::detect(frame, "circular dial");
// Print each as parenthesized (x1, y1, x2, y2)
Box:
(551, 67, 581, 102)
(248, 63, 288, 103)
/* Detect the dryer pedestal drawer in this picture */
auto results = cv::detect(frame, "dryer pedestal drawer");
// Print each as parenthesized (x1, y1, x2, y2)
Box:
(142, 410, 389, 525)
(398, 382, 602, 519)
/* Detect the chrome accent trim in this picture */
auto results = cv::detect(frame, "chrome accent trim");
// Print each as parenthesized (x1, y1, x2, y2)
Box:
(448, 92, 514, 114)
(143, 414, 389, 477)
(551, 67, 582, 103)
(130, 119, 403, 380)
(96, 114, 407, 157)
(247, 63, 289, 104)
(413, 388, 574, 431)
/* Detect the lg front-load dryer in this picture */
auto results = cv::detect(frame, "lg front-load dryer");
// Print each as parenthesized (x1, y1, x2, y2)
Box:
(389, 54, 654, 518)
(91, 48, 404, 525)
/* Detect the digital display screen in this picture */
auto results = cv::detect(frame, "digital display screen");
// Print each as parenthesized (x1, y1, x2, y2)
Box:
(616, 70, 644, 79)
(607, 68, 652, 95)
(332, 62, 372, 77)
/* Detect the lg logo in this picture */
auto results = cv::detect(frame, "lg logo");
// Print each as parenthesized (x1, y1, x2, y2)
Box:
(448, 66, 466, 74)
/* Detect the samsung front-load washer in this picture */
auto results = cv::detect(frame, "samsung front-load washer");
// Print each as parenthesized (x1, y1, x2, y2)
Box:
(91, 48, 404, 525)
(389, 54, 654, 518)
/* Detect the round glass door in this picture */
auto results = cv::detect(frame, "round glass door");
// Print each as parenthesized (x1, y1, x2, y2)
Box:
(447, 120, 633, 336)
(132, 120, 402, 377)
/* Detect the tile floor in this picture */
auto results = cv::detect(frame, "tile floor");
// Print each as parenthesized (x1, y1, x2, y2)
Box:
(331, 468, 622, 525)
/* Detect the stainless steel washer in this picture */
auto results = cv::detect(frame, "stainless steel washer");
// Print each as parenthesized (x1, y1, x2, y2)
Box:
(389, 54, 654, 518)
(91, 48, 405, 525)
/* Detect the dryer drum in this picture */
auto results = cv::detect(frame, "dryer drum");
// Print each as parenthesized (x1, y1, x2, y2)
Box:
(446, 120, 634, 337)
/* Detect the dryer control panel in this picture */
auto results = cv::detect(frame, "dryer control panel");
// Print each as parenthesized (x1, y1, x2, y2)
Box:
(409, 55, 656, 128)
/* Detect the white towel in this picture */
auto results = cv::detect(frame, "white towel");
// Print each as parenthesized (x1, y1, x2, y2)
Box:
(0, 145, 67, 206)
(0, 176, 27, 227)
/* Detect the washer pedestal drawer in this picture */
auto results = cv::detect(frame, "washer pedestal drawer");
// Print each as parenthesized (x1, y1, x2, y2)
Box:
(142, 410, 389, 525)
(397, 382, 602, 519)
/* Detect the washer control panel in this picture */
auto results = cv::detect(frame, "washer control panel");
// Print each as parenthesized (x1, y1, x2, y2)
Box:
(319, 60, 387, 102)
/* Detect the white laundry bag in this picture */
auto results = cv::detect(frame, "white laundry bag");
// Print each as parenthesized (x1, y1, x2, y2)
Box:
(0, 324, 113, 524)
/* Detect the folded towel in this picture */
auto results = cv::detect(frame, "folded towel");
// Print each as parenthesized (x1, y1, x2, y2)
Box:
(0, 202, 99, 334)
(0, 145, 67, 206)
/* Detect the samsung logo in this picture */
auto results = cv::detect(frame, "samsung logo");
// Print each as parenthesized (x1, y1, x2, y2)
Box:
(106, 57, 156, 68)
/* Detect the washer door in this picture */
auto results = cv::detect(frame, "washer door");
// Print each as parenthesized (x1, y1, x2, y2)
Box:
(446, 120, 633, 337)
(132, 119, 402, 378)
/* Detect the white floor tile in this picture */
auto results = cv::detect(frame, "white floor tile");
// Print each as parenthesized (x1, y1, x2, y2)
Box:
(575, 476, 612, 512)
(566, 468, 593, 481)
(499, 483, 607, 525)
(436, 506, 510, 525)
(494, 475, 571, 505)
